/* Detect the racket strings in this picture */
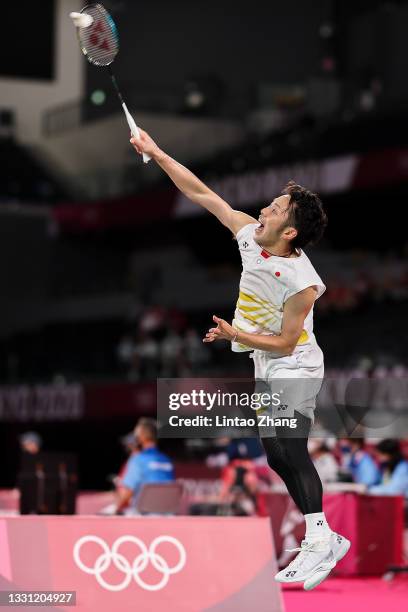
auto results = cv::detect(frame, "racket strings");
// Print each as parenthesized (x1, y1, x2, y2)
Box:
(79, 4, 119, 66)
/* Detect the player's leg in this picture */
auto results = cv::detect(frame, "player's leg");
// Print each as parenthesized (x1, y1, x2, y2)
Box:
(261, 411, 337, 558)
(253, 352, 350, 587)
(260, 411, 324, 516)
(260, 412, 350, 589)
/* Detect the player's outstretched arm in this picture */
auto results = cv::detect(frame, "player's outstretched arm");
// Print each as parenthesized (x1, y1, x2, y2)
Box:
(130, 129, 257, 235)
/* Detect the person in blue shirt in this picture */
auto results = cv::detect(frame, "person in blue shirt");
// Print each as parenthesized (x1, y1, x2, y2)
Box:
(114, 418, 174, 513)
(369, 439, 408, 498)
(340, 437, 381, 487)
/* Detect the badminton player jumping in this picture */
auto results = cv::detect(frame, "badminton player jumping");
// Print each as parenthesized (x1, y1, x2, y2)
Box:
(130, 130, 351, 590)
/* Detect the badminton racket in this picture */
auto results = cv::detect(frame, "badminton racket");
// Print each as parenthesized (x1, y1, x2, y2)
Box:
(70, 3, 151, 163)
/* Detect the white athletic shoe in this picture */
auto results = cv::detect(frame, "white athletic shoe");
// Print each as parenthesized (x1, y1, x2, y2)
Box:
(274, 538, 335, 585)
(328, 531, 351, 564)
(302, 531, 351, 591)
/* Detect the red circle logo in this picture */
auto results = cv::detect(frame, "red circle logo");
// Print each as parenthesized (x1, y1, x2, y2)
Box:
(275, 271, 281, 277)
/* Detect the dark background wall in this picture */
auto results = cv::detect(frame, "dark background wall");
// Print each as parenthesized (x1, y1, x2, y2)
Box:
(86, 0, 331, 112)
(0, 0, 56, 80)
(84, 0, 408, 116)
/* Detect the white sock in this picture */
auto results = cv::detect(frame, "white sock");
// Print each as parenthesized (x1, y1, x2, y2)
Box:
(304, 512, 331, 540)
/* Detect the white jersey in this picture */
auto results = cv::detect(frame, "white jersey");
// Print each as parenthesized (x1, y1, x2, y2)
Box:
(231, 223, 326, 357)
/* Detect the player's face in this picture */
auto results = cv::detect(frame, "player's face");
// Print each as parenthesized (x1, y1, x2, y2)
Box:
(254, 194, 294, 246)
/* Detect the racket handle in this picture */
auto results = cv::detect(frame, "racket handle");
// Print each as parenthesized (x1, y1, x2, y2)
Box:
(122, 103, 151, 164)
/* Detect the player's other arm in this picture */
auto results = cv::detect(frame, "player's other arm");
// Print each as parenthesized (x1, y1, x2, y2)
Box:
(204, 287, 317, 355)
(130, 129, 257, 235)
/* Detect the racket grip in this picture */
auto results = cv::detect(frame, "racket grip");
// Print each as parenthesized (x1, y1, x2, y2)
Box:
(122, 103, 151, 163)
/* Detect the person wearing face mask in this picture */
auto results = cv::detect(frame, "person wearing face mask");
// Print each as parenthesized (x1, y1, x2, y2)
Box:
(308, 439, 339, 483)
(369, 439, 408, 498)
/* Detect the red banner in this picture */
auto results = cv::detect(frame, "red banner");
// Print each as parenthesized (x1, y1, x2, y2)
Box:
(52, 148, 408, 232)
(0, 382, 156, 422)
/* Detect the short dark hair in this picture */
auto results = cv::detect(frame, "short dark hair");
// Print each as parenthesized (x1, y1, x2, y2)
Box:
(376, 438, 403, 472)
(137, 417, 157, 442)
(376, 438, 401, 457)
(281, 180, 328, 249)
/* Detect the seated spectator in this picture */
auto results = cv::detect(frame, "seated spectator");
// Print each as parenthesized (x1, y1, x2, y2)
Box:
(114, 418, 174, 513)
(308, 439, 339, 483)
(369, 439, 408, 498)
(339, 437, 381, 487)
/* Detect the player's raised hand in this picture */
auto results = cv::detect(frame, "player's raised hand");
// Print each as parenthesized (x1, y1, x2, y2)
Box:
(130, 128, 161, 158)
(203, 315, 237, 343)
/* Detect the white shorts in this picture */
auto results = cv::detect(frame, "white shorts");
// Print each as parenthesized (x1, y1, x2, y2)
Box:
(251, 344, 324, 428)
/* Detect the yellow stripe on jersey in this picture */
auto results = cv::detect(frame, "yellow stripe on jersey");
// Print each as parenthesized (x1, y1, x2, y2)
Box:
(238, 291, 279, 313)
(238, 312, 277, 326)
(235, 290, 310, 348)
(297, 329, 309, 344)
(236, 290, 280, 329)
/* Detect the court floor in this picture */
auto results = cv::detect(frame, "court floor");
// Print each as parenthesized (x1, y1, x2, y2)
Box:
(282, 575, 408, 612)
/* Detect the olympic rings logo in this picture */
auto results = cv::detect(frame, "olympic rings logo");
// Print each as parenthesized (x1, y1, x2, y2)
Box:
(73, 535, 186, 591)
